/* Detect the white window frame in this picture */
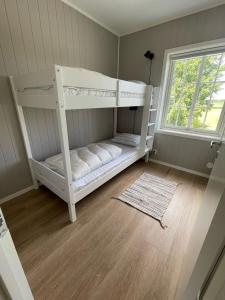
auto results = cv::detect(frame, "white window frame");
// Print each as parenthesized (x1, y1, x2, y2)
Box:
(157, 38, 225, 141)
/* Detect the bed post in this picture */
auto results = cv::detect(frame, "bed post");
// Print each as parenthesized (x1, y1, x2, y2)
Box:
(140, 85, 153, 160)
(113, 108, 117, 136)
(9, 76, 39, 189)
(54, 65, 76, 223)
(113, 79, 120, 136)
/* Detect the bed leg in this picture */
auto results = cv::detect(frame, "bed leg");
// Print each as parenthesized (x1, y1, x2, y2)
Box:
(145, 151, 150, 163)
(68, 203, 77, 223)
(33, 178, 39, 190)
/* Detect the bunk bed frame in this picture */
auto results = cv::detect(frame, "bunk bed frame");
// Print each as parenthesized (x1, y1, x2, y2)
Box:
(10, 65, 157, 223)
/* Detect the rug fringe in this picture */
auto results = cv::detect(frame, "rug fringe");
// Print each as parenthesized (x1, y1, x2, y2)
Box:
(112, 196, 120, 201)
(159, 220, 168, 229)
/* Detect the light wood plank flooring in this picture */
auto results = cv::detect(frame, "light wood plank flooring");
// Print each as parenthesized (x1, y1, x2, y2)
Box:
(2, 161, 207, 300)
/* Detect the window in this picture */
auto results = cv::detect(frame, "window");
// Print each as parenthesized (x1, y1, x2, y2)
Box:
(160, 43, 225, 138)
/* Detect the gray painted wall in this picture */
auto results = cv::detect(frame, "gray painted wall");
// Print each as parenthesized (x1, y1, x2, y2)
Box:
(0, 0, 118, 199)
(119, 5, 225, 175)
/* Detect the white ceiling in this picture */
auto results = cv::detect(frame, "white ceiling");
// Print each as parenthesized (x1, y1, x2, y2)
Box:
(64, 0, 225, 36)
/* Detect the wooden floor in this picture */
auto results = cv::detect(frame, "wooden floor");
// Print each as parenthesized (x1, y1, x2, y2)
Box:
(2, 161, 207, 300)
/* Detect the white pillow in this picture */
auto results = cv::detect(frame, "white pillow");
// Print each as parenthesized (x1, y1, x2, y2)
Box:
(111, 133, 140, 147)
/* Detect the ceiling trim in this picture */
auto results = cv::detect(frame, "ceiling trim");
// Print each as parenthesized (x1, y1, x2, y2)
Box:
(61, 0, 120, 36)
(62, 0, 225, 37)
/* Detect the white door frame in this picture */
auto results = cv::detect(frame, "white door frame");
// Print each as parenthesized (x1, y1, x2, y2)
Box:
(185, 190, 225, 300)
(176, 142, 225, 300)
(201, 244, 225, 299)
(0, 208, 34, 300)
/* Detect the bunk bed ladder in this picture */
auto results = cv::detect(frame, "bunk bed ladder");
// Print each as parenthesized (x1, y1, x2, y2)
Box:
(140, 85, 156, 162)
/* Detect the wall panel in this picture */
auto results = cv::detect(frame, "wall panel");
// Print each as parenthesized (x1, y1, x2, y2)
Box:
(0, 0, 118, 199)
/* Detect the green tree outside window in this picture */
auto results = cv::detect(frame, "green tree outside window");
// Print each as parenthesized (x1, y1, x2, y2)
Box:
(165, 53, 225, 132)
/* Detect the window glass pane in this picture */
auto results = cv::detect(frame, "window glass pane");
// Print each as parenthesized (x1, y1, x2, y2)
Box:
(198, 82, 214, 106)
(204, 100, 225, 130)
(191, 82, 225, 130)
(166, 57, 198, 128)
(191, 101, 224, 131)
(163, 50, 225, 135)
(202, 54, 222, 83)
(166, 105, 190, 128)
(185, 57, 202, 83)
(173, 57, 201, 84)
(166, 74, 196, 127)
(211, 82, 225, 101)
(191, 106, 207, 129)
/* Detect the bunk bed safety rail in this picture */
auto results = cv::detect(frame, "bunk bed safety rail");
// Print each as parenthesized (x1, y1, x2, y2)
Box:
(13, 68, 57, 109)
(61, 66, 118, 91)
(17, 85, 53, 92)
(31, 159, 68, 203)
(60, 66, 119, 109)
(118, 80, 146, 106)
(13, 69, 55, 91)
(12, 65, 148, 110)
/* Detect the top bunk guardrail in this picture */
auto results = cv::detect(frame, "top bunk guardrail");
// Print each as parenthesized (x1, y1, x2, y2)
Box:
(11, 65, 148, 110)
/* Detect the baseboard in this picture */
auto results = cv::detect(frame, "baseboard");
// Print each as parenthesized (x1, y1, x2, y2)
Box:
(150, 159, 210, 179)
(0, 186, 34, 205)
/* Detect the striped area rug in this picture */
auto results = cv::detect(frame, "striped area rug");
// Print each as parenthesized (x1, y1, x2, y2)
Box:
(115, 172, 178, 228)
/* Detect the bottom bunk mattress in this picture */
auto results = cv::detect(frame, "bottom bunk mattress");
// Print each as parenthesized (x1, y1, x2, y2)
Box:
(72, 142, 139, 192)
(42, 141, 140, 193)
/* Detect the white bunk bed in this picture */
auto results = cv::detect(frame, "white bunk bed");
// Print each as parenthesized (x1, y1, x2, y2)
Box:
(10, 65, 157, 223)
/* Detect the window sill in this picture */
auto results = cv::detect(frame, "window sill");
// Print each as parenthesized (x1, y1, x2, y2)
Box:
(156, 128, 222, 142)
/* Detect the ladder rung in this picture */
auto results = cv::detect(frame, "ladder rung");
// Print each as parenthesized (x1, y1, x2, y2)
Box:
(149, 108, 157, 112)
(146, 135, 153, 141)
(148, 122, 156, 127)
